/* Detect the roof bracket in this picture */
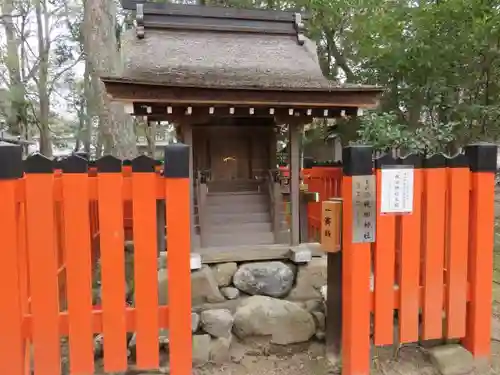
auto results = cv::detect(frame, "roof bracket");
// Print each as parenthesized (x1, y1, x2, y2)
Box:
(293, 13, 305, 45)
(136, 3, 145, 39)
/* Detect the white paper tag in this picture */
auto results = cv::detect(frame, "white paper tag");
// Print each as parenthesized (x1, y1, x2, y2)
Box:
(380, 167, 414, 214)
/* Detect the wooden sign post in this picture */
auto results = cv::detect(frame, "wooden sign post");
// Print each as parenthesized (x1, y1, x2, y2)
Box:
(321, 199, 342, 252)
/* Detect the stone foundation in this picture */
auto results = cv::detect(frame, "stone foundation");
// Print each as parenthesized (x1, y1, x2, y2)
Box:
(92, 247, 329, 368)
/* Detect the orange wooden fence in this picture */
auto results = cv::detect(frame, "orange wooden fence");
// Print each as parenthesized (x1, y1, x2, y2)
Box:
(303, 166, 342, 240)
(332, 144, 496, 375)
(0, 144, 192, 375)
(278, 165, 343, 241)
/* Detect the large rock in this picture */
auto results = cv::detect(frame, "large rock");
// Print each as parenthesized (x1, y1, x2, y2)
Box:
(192, 334, 211, 366)
(287, 258, 326, 301)
(233, 261, 295, 298)
(233, 295, 315, 345)
(158, 265, 225, 306)
(428, 345, 474, 375)
(212, 262, 237, 287)
(201, 309, 234, 338)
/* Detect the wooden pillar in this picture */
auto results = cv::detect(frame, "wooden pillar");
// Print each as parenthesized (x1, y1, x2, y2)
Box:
(288, 122, 301, 246)
(269, 128, 277, 169)
(181, 123, 195, 251)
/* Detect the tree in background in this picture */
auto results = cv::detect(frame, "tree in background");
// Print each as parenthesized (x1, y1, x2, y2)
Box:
(1, 0, 500, 156)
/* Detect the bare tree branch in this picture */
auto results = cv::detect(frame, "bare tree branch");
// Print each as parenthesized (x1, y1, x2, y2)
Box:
(48, 53, 84, 95)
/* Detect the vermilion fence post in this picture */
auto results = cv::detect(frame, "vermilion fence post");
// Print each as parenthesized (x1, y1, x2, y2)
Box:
(462, 143, 496, 359)
(341, 145, 373, 375)
(60, 155, 94, 374)
(373, 154, 397, 346)
(445, 154, 470, 339)
(398, 154, 423, 343)
(24, 154, 61, 375)
(131, 155, 160, 369)
(421, 155, 447, 340)
(164, 144, 192, 375)
(0, 142, 25, 375)
(96, 156, 128, 372)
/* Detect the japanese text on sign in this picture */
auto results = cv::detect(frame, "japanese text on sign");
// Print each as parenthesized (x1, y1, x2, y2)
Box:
(380, 166, 414, 214)
(352, 175, 376, 243)
(321, 200, 341, 252)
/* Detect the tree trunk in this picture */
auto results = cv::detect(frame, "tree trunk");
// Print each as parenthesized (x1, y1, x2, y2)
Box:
(83, 58, 92, 153)
(83, 0, 138, 159)
(2, 0, 26, 136)
(35, 0, 52, 157)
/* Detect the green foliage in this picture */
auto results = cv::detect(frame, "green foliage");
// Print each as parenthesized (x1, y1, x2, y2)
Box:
(356, 112, 457, 154)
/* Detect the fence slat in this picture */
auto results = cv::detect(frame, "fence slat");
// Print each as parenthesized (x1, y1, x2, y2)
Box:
(398, 156, 422, 343)
(61, 158, 94, 374)
(97, 158, 128, 372)
(0, 144, 25, 375)
(462, 144, 496, 358)
(341, 147, 372, 375)
(164, 144, 193, 375)
(132, 158, 160, 369)
(421, 158, 446, 340)
(373, 160, 397, 346)
(445, 158, 470, 339)
(25, 156, 60, 375)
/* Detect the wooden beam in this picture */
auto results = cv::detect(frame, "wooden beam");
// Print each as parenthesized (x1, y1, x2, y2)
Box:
(102, 80, 382, 108)
(121, 0, 310, 22)
(130, 104, 351, 120)
(143, 15, 297, 35)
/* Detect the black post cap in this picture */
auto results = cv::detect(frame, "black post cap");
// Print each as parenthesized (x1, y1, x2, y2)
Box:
(24, 153, 54, 174)
(303, 157, 315, 169)
(465, 143, 497, 173)
(342, 145, 373, 176)
(96, 155, 123, 173)
(131, 155, 156, 173)
(374, 153, 398, 169)
(164, 143, 190, 178)
(423, 154, 447, 168)
(61, 155, 89, 173)
(446, 153, 469, 168)
(398, 153, 423, 168)
(0, 142, 23, 179)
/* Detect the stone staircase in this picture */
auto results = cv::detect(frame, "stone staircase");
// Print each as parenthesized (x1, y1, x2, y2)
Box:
(199, 180, 284, 247)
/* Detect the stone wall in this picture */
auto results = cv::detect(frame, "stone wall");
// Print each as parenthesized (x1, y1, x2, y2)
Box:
(155, 255, 328, 366)
(92, 249, 329, 368)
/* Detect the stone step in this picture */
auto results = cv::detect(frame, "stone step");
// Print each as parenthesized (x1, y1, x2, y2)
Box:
(206, 191, 267, 203)
(207, 180, 264, 193)
(207, 211, 270, 225)
(206, 201, 269, 214)
(205, 231, 275, 247)
(209, 221, 272, 234)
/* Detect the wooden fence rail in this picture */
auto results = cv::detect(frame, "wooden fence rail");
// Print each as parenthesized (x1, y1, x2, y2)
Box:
(0, 142, 192, 375)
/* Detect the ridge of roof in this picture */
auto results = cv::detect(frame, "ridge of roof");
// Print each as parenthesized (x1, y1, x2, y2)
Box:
(120, 0, 308, 44)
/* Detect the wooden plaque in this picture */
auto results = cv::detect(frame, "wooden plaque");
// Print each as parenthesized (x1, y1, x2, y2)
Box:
(320, 200, 342, 252)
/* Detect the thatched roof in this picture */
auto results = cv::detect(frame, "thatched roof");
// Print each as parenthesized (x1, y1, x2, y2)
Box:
(120, 29, 341, 91)
(109, 2, 377, 93)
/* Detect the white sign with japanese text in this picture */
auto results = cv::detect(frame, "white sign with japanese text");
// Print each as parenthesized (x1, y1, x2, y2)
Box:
(352, 175, 376, 243)
(380, 166, 414, 214)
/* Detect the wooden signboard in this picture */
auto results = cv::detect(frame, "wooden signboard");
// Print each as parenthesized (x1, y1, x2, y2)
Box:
(321, 199, 342, 252)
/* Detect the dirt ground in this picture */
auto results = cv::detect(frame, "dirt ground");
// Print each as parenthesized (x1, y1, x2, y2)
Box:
(189, 189, 500, 375)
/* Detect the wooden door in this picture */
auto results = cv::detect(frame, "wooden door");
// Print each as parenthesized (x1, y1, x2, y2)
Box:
(211, 134, 240, 180)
